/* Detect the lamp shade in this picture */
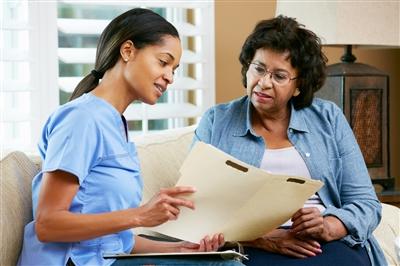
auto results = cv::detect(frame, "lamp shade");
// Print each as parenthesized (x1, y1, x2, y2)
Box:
(275, 1, 400, 47)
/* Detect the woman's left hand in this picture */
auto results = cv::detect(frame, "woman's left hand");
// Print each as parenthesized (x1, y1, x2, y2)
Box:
(178, 233, 225, 252)
(290, 208, 347, 242)
(290, 207, 325, 240)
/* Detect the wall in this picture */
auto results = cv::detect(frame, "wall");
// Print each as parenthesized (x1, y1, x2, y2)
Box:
(215, 1, 400, 188)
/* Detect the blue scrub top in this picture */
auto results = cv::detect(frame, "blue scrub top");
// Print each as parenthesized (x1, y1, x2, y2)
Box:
(18, 93, 143, 266)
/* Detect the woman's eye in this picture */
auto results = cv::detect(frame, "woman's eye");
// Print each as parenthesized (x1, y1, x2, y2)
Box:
(273, 73, 287, 81)
(255, 66, 265, 74)
(159, 60, 168, 66)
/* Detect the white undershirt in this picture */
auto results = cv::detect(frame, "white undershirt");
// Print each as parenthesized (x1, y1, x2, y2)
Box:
(260, 146, 326, 227)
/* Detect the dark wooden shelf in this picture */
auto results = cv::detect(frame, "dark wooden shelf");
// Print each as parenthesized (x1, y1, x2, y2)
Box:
(377, 189, 400, 207)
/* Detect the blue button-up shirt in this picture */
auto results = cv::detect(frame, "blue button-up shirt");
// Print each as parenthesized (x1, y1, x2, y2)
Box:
(193, 96, 386, 266)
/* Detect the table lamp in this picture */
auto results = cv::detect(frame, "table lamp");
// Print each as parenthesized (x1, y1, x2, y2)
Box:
(275, 1, 400, 189)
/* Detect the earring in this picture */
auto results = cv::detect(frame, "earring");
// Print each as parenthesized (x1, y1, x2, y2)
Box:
(124, 58, 128, 62)
(294, 88, 300, 96)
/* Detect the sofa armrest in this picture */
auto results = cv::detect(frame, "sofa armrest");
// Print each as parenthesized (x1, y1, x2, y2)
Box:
(373, 203, 400, 265)
(0, 151, 40, 266)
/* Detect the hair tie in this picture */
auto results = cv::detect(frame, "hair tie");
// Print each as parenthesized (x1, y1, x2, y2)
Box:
(91, 69, 104, 80)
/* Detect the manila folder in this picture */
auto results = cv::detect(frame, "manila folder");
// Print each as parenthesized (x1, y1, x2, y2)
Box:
(151, 142, 323, 243)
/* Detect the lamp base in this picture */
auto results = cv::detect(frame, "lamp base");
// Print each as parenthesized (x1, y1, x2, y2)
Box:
(340, 45, 357, 63)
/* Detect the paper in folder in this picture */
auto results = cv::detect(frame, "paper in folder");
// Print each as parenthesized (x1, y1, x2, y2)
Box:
(151, 142, 324, 243)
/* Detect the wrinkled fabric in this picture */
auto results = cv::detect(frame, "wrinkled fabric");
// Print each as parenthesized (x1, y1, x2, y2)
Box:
(18, 93, 143, 266)
(193, 96, 387, 266)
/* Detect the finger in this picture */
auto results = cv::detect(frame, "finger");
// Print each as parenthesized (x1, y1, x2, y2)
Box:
(284, 248, 308, 259)
(211, 234, 220, 251)
(166, 197, 195, 210)
(296, 224, 324, 235)
(160, 186, 196, 195)
(295, 239, 322, 254)
(292, 217, 321, 230)
(292, 217, 323, 233)
(204, 235, 212, 251)
(292, 211, 322, 228)
(219, 233, 225, 247)
(165, 203, 180, 219)
(290, 244, 319, 257)
(198, 238, 206, 252)
(292, 207, 319, 221)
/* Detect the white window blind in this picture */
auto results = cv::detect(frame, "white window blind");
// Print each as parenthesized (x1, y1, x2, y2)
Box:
(1, 1, 215, 153)
(57, 1, 215, 137)
(1, 1, 58, 154)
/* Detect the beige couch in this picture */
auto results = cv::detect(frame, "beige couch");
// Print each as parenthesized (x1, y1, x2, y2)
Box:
(1, 126, 399, 265)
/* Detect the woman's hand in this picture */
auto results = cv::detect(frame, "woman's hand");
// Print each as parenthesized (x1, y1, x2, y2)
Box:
(290, 207, 325, 240)
(136, 186, 196, 227)
(178, 233, 225, 252)
(291, 208, 348, 242)
(242, 229, 322, 259)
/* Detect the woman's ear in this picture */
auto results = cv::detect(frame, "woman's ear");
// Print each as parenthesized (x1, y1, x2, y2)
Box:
(120, 40, 135, 62)
(293, 88, 300, 97)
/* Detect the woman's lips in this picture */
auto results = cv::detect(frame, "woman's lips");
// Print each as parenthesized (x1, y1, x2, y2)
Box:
(253, 91, 272, 103)
(254, 91, 272, 98)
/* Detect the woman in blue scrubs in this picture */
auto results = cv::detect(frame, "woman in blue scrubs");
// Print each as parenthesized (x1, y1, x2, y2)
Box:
(18, 8, 242, 266)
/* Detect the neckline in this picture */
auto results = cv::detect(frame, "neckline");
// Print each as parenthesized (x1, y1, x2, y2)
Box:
(265, 146, 295, 152)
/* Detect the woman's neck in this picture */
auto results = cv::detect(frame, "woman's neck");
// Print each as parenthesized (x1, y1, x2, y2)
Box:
(91, 65, 136, 114)
(252, 106, 291, 132)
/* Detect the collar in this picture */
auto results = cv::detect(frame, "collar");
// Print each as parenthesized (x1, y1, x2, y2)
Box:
(233, 96, 309, 136)
(288, 102, 310, 133)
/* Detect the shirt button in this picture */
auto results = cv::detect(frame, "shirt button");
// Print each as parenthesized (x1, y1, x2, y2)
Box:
(305, 152, 310, 157)
(289, 129, 293, 133)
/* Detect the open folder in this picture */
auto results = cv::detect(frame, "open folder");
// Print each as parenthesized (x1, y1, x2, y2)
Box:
(150, 142, 324, 243)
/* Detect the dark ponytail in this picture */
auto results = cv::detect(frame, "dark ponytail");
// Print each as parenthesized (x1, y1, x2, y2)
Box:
(69, 8, 179, 101)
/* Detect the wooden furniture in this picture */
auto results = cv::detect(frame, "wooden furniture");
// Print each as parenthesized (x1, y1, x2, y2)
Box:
(316, 52, 391, 188)
(377, 190, 400, 208)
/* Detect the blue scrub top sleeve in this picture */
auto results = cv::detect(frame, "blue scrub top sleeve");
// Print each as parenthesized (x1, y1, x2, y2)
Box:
(42, 107, 101, 184)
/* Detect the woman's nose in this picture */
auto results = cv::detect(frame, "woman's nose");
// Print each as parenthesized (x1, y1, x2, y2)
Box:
(258, 73, 273, 89)
(164, 70, 174, 84)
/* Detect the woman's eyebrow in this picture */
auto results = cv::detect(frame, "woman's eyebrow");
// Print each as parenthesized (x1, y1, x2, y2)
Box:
(160, 52, 179, 69)
(160, 52, 175, 61)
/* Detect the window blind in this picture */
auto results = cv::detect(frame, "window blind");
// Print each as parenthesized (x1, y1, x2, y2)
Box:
(1, 1, 215, 153)
(57, 1, 215, 136)
(1, 1, 58, 153)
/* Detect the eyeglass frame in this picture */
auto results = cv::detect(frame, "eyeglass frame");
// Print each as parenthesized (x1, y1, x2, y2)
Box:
(248, 62, 298, 86)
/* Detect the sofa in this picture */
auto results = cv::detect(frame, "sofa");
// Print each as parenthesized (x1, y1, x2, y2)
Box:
(1, 125, 399, 265)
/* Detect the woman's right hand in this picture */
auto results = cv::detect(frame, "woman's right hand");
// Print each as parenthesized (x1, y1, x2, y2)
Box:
(136, 186, 196, 227)
(243, 229, 322, 259)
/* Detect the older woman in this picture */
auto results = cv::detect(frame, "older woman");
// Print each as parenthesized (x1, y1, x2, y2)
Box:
(193, 16, 386, 266)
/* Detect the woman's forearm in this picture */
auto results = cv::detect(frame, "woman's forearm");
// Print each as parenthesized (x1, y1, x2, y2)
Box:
(132, 235, 182, 253)
(35, 208, 143, 243)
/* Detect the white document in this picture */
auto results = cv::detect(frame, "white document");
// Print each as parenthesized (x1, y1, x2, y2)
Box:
(151, 142, 324, 243)
(103, 250, 247, 261)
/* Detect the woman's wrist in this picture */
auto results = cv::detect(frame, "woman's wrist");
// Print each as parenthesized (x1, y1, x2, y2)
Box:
(321, 216, 348, 241)
(240, 229, 286, 251)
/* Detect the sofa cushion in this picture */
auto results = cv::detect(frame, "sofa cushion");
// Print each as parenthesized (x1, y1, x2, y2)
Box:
(373, 203, 400, 265)
(0, 151, 40, 266)
(132, 125, 195, 204)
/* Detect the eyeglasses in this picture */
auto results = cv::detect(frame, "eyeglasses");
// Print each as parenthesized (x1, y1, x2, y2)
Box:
(248, 62, 297, 86)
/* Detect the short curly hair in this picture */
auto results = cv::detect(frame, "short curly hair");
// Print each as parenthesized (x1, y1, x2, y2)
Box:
(239, 15, 327, 109)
